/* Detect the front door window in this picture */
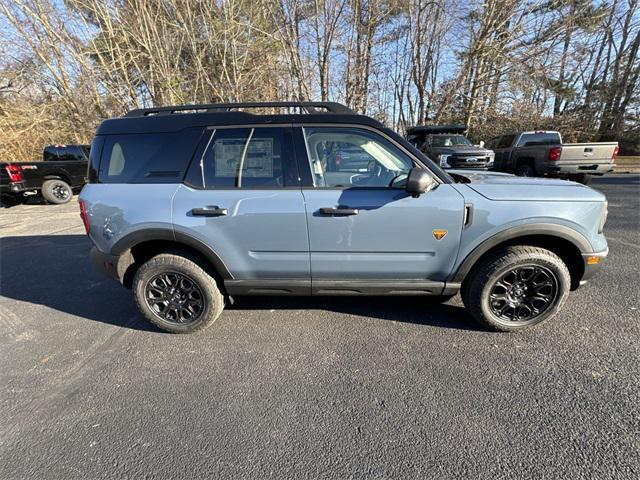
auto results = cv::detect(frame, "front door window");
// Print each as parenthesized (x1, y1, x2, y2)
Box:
(303, 127, 413, 188)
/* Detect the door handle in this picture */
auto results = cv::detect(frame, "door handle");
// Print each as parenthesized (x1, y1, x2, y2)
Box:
(319, 207, 359, 216)
(191, 206, 228, 217)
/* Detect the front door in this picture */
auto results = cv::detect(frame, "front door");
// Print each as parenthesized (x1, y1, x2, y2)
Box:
(172, 126, 310, 293)
(297, 126, 465, 294)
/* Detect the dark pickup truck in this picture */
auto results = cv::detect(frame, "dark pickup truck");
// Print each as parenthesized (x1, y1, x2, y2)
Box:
(1, 144, 89, 205)
(406, 125, 495, 170)
(485, 131, 618, 184)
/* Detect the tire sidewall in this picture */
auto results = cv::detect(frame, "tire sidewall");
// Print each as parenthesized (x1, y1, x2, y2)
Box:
(133, 257, 222, 333)
(479, 254, 570, 330)
(42, 179, 72, 204)
(516, 164, 535, 177)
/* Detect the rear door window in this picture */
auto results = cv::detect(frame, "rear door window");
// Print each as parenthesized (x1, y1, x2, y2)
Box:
(98, 128, 203, 183)
(56, 146, 85, 161)
(497, 135, 516, 149)
(188, 127, 297, 189)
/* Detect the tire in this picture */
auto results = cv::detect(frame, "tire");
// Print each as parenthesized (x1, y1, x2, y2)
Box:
(133, 253, 225, 333)
(569, 174, 592, 185)
(515, 163, 536, 177)
(461, 246, 570, 332)
(42, 179, 72, 204)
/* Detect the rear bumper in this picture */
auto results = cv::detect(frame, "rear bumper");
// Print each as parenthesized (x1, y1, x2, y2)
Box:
(0, 182, 26, 194)
(545, 162, 615, 176)
(579, 248, 608, 286)
(90, 247, 133, 285)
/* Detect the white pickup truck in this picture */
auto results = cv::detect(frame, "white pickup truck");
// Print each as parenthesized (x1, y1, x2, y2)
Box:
(485, 131, 618, 184)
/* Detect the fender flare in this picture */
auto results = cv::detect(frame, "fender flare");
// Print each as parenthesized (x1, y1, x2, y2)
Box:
(110, 228, 233, 279)
(450, 223, 592, 283)
(43, 171, 72, 185)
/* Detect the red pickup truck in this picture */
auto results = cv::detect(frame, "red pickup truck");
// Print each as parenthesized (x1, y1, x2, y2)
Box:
(1, 145, 89, 205)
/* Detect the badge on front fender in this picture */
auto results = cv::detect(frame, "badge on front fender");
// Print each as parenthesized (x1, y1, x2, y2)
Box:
(433, 229, 447, 240)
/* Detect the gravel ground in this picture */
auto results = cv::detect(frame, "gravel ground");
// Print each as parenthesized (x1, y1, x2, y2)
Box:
(1, 175, 638, 479)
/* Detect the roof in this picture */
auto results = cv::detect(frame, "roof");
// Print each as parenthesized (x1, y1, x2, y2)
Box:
(96, 101, 385, 135)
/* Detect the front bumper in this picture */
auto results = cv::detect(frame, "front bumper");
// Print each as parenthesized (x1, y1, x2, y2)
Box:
(447, 164, 491, 170)
(579, 248, 608, 285)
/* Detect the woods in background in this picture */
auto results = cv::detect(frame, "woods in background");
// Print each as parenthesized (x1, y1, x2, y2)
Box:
(1, 0, 638, 160)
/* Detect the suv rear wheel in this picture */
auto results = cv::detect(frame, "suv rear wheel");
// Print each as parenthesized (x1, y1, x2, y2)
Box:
(461, 246, 570, 331)
(133, 253, 225, 333)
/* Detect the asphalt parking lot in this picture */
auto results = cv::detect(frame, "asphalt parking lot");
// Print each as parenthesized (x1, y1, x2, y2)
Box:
(1, 175, 638, 479)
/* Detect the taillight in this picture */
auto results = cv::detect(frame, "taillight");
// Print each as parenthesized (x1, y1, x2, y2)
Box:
(612, 145, 619, 160)
(79, 200, 90, 235)
(4, 164, 23, 182)
(548, 146, 562, 161)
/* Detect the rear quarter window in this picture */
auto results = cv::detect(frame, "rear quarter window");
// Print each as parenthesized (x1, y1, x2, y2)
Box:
(98, 128, 203, 183)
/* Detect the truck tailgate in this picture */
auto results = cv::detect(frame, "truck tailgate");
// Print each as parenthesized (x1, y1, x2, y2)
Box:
(14, 163, 43, 189)
(559, 143, 617, 164)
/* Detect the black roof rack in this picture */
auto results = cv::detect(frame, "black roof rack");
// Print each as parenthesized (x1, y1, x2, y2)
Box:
(125, 101, 355, 117)
(406, 124, 467, 135)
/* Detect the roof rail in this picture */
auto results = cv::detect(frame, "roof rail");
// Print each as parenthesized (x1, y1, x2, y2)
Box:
(124, 101, 355, 117)
(406, 124, 467, 135)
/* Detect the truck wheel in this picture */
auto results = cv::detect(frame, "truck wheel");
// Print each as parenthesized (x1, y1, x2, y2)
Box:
(515, 163, 536, 177)
(42, 179, 72, 204)
(569, 174, 592, 185)
(461, 246, 570, 332)
(133, 253, 225, 333)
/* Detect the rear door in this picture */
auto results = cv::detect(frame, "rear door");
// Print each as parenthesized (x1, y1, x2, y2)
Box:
(297, 126, 464, 294)
(493, 134, 517, 172)
(172, 126, 311, 293)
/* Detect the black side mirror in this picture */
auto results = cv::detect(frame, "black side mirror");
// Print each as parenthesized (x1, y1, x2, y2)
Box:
(405, 167, 436, 197)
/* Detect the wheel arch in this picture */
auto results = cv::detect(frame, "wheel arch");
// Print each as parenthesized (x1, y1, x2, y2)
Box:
(43, 172, 72, 185)
(452, 224, 590, 290)
(110, 229, 233, 289)
(514, 156, 537, 173)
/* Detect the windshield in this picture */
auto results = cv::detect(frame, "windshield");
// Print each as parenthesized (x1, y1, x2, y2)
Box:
(431, 135, 472, 147)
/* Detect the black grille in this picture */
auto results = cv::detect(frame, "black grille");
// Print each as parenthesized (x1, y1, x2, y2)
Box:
(449, 156, 490, 167)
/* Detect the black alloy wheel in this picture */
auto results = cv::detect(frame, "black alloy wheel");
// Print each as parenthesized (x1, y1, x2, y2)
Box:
(52, 182, 71, 201)
(144, 272, 205, 325)
(488, 265, 558, 325)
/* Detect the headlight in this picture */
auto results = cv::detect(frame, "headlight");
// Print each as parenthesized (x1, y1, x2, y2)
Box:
(439, 154, 451, 168)
(598, 201, 608, 233)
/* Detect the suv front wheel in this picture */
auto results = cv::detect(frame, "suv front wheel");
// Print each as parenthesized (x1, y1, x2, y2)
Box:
(133, 253, 225, 333)
(461, 246, 571, 331)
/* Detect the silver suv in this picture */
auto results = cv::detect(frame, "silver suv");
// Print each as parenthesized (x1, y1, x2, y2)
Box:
(80, 102, 609, 333)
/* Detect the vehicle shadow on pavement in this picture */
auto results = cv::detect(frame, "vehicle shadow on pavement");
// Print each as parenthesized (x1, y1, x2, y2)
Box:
(228, 296, 481, 331)
(1, 195, 49, 208)
(0, 234, 480, 333)
(0, 234, 159, 332)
